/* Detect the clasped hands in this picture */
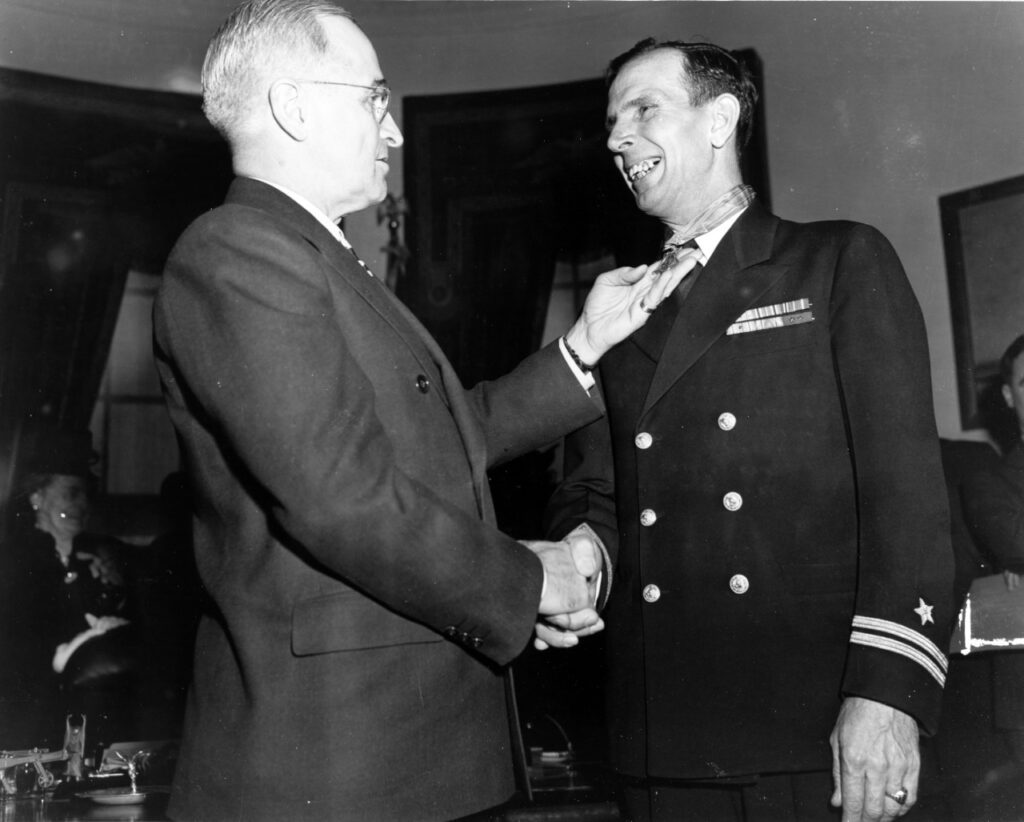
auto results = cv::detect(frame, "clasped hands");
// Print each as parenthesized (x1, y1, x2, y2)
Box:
(521, 530, 604, 651)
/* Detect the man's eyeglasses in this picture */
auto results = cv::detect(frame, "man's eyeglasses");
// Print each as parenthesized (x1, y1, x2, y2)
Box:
(297, 80, 391, 123)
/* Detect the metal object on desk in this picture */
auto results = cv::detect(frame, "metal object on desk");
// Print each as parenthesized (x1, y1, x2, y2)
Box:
(1, 748, 67, 796)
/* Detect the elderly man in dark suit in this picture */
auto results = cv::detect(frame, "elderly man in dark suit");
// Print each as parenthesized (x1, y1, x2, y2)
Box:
(152, 4, 689, 821)
(544, 38, 954, 822)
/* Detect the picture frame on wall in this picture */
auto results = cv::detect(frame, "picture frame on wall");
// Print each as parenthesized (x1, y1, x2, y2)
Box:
(940, 172, 1024, 430)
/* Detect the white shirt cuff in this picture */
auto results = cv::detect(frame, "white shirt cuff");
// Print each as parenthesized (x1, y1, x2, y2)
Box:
(558, 337, 596, 393)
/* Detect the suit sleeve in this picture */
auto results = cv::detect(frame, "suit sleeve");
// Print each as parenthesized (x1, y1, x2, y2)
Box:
(829, 224, 954, 734)
(963, 462, 1024, 573)
(155, 213, 597, 666)
(468, 342, 604, 470)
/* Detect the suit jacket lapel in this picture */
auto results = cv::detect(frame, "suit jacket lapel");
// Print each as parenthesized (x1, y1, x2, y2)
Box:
(639, 203, 788, 418)
(227, 178, 453, 411)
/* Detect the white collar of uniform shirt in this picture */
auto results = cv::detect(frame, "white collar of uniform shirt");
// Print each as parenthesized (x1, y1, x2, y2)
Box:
(689, 205, 749, 267)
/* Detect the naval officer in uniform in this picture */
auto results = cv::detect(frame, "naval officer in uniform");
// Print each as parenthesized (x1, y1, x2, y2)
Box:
(543, 38, 954, 821)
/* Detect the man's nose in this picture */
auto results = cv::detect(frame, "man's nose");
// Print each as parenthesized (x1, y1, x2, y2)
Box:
(382, 113, 404, 148)
(606, 122, 634, 154)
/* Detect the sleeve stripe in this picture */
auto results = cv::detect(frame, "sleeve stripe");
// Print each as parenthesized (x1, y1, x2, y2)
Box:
(850, 631, 947, 687)
(852, 615, 948, 672)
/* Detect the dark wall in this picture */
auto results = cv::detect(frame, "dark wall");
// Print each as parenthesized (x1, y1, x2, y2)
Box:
(0, 68, 232, 536)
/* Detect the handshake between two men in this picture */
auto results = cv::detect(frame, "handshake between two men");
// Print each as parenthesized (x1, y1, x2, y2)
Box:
(525, 527, 606, 651)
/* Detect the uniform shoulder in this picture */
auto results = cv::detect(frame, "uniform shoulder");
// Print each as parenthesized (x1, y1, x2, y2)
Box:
(774, 214, 885, 243)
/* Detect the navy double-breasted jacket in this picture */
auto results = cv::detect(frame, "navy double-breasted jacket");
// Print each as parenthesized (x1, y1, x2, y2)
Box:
(546, 202, 954, 779)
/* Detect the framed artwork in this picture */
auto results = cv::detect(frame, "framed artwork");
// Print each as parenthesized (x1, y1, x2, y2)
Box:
(941, 173, 1024, 429)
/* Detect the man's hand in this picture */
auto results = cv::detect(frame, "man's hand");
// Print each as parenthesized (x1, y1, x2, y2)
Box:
(522, 538, 604, 649)
(534, 607, 604, 650)
(830, 697, 920, 821)
(1005, 570, 1021, 590)
(523, 534, 605, 650)
(52, 612, 131, 674)
(564, 249, 701, 365)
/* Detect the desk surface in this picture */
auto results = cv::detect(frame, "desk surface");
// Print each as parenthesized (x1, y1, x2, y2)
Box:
(1, 791, 169, 822)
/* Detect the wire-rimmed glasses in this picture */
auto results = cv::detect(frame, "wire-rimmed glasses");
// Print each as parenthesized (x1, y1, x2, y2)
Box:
(296, 79, 391, 123)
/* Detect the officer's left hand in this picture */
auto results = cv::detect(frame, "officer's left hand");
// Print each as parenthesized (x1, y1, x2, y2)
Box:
(830, 696, 919, 821)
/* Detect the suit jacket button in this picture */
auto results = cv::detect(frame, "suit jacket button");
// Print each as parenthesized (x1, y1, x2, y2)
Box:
(718, 412, 737, 431)
(640, 508, 657, 526)
(729, 574, 750, 595)
(642, 584, 661, 603)
(722, 492, 743, 511)
(635, 432, 653, 450)
(416, 375, 431, 393)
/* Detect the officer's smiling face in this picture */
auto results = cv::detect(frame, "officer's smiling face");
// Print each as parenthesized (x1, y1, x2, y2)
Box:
(605, 49, 718, 227)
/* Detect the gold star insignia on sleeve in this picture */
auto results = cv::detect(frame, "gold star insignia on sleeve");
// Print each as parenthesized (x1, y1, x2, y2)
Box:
(913, 597, 935, 626)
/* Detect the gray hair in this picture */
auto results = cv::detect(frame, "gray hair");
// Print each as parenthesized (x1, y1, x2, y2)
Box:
(201, 0, 355, 141)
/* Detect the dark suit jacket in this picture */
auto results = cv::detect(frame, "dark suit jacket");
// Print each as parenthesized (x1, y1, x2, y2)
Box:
(963, 442, 1024, 574)
(153, 178, 602, 821)
(546, 202, 954, 780)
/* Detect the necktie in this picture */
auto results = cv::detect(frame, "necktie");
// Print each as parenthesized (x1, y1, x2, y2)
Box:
(339, 238, 376, 278)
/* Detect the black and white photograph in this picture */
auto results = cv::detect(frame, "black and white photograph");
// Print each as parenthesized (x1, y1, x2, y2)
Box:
(1, 2, 1023, 820)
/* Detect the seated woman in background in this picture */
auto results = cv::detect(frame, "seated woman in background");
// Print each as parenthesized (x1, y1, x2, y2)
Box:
(0, 425, 137, 750)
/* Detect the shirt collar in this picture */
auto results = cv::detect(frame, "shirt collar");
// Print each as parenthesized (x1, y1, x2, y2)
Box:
(248, 177, 351, 246)
(692, 206, 748, 265)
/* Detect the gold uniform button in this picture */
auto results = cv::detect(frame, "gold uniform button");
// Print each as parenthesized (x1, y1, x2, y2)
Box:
(723, 492, 743, 511)
(718, 412, 737, 431)
(640, 508, 658, 527)
(635, 432, 653, 450)
(729, 574, 750, 595)
(642, 584, 661, 603)
(416, 374, 431, 393)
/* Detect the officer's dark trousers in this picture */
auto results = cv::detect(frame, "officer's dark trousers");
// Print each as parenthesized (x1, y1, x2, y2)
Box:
(619, 771, 838, 822)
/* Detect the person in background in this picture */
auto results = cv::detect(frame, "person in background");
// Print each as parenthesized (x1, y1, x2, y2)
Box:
(0, 424, 136, 749)
(963, 333, 1024, 797)
(152, 3, 691, 820)
(544, 37, 954, 821)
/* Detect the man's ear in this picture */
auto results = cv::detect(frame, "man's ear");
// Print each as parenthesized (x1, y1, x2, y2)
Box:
(1003, 383, 1015, 409)
(269, 78, 309, 141)
(709, 93, 741, 150)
